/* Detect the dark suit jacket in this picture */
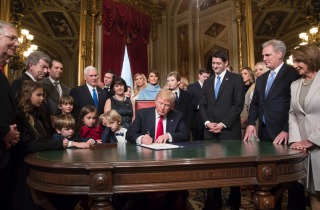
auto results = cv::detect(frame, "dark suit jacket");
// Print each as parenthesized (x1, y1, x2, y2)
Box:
(248, 64, 299, 140)
(69, 84, 108, 118)
(187, 81, 204, 129)
(175, 88, 193, 129)
(199, 71, 245, 140)
(126, 107, 190, 143)
(10, 72, 33, 99)
(39, 77, 70, 115)
(0, 72, 16, 169)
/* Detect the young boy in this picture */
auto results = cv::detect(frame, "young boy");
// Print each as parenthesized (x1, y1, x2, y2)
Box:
(166, 71, 193, 129)
(100, 110, 127, 143)
(56, 95, 74, 115)
(52, 114, 92, 148)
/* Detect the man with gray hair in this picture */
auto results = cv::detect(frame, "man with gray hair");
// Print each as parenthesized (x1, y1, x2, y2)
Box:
(244, 39, 304, 210)
(10, 50, 51, 97)
(0, 20, 20, 210)
(70, 66, 108, 119)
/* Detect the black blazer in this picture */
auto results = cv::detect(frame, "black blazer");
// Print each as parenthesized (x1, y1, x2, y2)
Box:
(199, 71, 245, 140)
(0, 72, 16, 169)
(126, 107, 190, 143)
(187, 81, 204, 129)
(248, 64, 299, 140)
(39, 77, 70, 115)
(174, 88, 193, 129)
(10, 73, 33, 99)
(69, 84, 108, 118)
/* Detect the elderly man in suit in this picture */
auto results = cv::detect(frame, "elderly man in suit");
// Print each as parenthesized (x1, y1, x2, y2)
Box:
(70, 66, 108, 119)
(199, 50, 245, 210)
(126, 89, 189, 144)
(187, 68, 210, 141)
(243, 39, 305, 210)
(0, 20, 20, 210)
(10, 50, 50, 97)
(39, 58, 70, 116)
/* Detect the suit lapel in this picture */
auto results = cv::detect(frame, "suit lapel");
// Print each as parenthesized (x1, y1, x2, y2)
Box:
(84, 85, 94, 104)
(166, 111, 175, 133)
(45, 78, 60, 98)
(292, 79, 305, 114)
(149, 109, 156, 138)
(304, 71, 320, 111)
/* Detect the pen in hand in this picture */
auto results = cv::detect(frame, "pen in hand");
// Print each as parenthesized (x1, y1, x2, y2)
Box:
(143, 130, 153, 145)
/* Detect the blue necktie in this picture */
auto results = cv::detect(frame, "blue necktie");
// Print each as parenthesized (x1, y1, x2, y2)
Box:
(92, 89, 99, 108)
(215, 75, 221, 98)
(265, 71, 276, 96)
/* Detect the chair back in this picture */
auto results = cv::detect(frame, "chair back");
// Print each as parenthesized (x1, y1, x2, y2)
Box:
(135, 100, 156, 111)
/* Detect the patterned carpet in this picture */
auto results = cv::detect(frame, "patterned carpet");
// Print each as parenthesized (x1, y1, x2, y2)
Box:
(188, 188, 312, 210)
(188, 188, 255, 210)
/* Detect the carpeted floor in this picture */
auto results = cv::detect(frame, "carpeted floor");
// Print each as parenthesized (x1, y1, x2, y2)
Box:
(188, 188, 254, 210)
(188, 188, 311, 210)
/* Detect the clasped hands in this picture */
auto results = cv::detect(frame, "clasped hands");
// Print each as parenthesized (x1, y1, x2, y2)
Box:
(207, 122, 224, 133)
(4, 124, 20, 149)
(141, 133, 169, 145)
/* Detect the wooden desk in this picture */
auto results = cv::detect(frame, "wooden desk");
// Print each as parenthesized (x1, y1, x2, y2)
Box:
(25, 140, 307, 210)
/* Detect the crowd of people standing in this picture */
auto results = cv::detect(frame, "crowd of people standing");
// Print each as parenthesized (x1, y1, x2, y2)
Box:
(1, 19, 320, 210)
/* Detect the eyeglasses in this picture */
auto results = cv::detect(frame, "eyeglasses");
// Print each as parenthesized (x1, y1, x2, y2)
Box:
(2, 34, 19, 42)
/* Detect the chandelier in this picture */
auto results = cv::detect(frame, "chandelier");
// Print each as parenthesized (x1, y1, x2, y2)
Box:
(9, 0, 38, 73)
(299, 1, 320, 46)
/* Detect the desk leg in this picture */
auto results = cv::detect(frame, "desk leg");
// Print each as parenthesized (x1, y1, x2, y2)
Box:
(252, 186, 274, 209)
(91, 196, 112, 210)
(30, 188, 57, 210)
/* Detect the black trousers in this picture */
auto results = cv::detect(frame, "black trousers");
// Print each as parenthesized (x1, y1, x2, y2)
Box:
(206, 187, 240, 210)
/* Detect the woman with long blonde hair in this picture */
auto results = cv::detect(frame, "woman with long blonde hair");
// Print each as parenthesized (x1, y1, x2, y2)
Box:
(132, 73, 147, 100)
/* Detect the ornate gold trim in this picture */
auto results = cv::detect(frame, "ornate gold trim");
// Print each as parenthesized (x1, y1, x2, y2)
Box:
(245, 0, 255, 68)
(234, 0, 242, 70)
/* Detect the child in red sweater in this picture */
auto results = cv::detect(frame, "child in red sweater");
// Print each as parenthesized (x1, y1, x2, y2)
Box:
(77, 105, 102, 143)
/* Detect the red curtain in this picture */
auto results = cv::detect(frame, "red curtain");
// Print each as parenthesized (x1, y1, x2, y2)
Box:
(102, 0, 150, 78)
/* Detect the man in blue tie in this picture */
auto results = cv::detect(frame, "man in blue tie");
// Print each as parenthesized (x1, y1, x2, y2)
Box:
(70, 66, 108, 119)
(199, 50, 245, 210)
(243, 39, 304, 210)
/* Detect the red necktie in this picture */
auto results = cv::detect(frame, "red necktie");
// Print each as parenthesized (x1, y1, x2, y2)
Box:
(155, 116, 164, 140)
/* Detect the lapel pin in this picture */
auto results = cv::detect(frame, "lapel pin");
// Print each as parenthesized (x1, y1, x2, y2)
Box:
(226, 78, 229, 80)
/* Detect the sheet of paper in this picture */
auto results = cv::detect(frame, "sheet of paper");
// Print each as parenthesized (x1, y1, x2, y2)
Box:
(140, 143, 183, 150)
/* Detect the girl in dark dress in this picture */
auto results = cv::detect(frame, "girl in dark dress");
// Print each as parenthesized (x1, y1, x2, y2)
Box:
(10, 81, 69, 210)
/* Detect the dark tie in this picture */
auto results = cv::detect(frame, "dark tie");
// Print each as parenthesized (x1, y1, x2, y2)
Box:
(265, 71, 276, 96)
(92, 89, 99, 108)
(155, 116, 164, 141)
(54, 81, 60, 96)
(215, 75, 221, 98)
(175, 92, 179, 103)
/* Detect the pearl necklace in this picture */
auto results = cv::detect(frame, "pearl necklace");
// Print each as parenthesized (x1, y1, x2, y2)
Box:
(302, 78, 314, 86)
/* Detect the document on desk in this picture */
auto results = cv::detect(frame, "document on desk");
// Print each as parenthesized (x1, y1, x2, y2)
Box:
(140, 143, 183, 150)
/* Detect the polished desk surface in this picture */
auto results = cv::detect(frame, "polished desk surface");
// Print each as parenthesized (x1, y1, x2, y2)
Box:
(26, 140, 304, 166)
(25, 140, 307, 210)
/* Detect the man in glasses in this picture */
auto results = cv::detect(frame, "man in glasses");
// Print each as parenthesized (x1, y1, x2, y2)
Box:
(0, 20, 20, 210)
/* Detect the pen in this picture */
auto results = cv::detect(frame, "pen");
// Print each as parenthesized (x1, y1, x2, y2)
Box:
(146, 130, 150, 135)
